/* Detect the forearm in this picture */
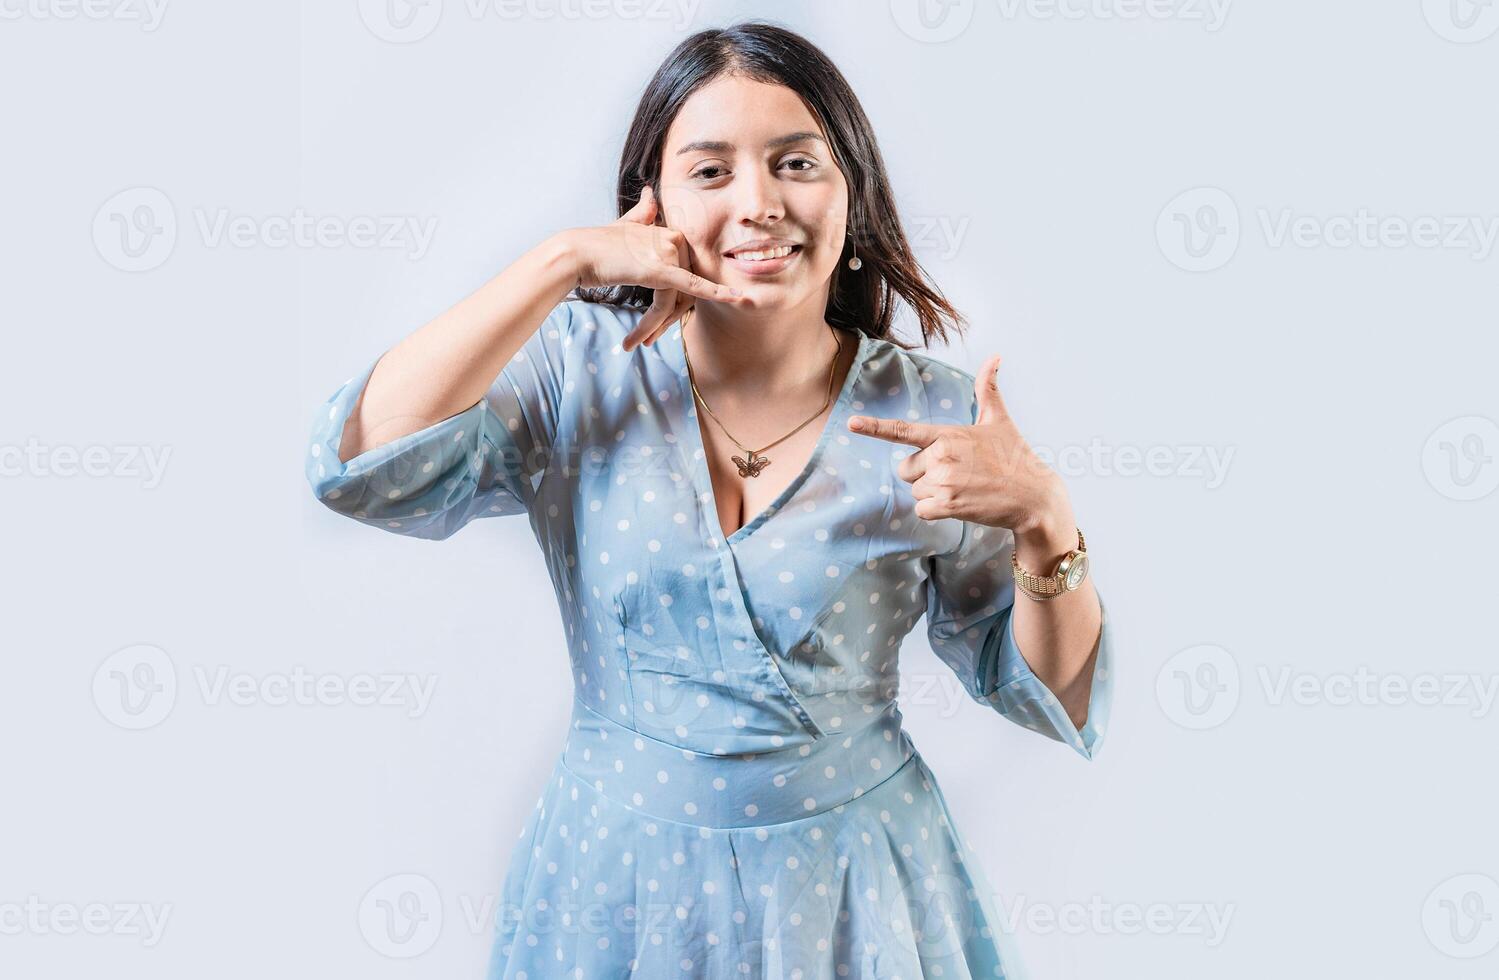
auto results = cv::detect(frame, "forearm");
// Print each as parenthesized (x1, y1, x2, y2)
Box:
(338, 231, 579, 463)
(1010, 498, 1104, 731)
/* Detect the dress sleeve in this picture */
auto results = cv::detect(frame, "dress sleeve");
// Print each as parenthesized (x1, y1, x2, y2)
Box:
(304, 299, 574, 540)
(922, 516, 1115, 761)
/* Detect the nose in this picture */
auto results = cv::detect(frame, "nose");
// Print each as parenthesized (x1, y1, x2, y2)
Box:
(733, 163, 784, 228)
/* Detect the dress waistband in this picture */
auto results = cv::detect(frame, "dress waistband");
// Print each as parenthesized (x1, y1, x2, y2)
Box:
(561, 694, 917, 829)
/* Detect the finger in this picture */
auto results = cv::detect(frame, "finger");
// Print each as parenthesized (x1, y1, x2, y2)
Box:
(911, 495, 957, 522)
(623, 286, 678, 353)
(974, 353, 1010, 425)
(632, 234, 696, 349)
(845, 414, 944, 448)
(640, 234, 698, 347)
(907, 472, 936, 499)
(653, 263, 747, 305)
(618, 183, 657, 225)
(638, 294, 692, 350)
(647, 294, 694, 347)
(894, 445, 929, 484)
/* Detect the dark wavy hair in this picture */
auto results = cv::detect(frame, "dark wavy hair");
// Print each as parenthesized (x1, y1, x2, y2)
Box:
(573, 20, 965, 350)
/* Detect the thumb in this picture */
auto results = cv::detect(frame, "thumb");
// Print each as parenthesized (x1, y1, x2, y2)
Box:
(974, 353, 1008, 424)
(619, 183, 657, 225)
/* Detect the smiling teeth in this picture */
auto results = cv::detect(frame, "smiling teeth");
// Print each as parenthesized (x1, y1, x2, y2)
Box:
(734, 245, 795, 261)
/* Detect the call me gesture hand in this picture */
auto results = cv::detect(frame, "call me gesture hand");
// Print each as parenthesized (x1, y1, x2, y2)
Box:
(847, 352, 1103, 729)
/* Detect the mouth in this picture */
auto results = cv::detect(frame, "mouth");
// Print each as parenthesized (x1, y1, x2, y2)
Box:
(722, 243, 802, 276)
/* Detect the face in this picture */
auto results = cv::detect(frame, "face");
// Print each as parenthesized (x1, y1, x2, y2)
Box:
(657, 74, 849, 310)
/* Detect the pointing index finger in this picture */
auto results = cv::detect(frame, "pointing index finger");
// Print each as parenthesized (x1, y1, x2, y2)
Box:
(846, 414, 942, 447)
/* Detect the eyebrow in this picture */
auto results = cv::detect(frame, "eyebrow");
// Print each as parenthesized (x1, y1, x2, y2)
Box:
(674, 131, 826, 155)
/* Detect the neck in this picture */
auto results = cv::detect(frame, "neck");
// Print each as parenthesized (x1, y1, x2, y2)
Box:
(682, 292, 842, 396)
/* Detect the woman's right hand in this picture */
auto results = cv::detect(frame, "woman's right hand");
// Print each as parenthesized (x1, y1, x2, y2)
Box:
(564, 184, 749, 352)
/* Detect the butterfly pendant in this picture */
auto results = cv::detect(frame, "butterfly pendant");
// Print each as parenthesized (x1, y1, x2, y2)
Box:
(731, 450, 771, 478)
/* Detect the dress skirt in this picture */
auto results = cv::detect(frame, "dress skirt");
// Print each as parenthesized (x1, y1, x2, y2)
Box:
(486, 695, 1017, 979)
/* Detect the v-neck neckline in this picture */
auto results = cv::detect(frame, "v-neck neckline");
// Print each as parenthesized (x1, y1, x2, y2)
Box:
(663, 322, 871, 552)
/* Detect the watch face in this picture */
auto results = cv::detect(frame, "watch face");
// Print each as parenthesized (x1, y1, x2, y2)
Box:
(1065, 554, 1089, 590)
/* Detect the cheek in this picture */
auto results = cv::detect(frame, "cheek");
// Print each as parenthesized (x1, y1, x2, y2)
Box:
(791, 194, 847, 261)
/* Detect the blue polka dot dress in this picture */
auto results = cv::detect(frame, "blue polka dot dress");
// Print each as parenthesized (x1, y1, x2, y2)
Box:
(305, 298, 1115, 979)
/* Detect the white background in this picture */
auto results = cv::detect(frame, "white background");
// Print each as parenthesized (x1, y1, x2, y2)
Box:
(3, 0, 1497, 977)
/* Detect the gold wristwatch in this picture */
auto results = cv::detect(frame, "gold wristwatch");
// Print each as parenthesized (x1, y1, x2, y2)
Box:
(1011, 527, 1089, 601)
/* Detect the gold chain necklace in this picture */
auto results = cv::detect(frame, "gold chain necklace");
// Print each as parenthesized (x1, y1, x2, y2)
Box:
(680, 306, 843, 479)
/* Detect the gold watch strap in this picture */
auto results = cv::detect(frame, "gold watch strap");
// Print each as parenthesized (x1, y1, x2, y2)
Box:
(1012, 527, 1085, 600)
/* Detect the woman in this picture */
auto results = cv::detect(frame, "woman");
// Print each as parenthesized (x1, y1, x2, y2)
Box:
(306, 21, 1113, 980)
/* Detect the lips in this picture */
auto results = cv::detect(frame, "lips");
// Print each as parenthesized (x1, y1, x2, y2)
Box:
(725, 244, 797, 260)
(723, 243, 802, 276)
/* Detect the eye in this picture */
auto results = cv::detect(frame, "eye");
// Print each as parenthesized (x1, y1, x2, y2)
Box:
(690, 164, 727, 181)
(782, 157, 817, 172)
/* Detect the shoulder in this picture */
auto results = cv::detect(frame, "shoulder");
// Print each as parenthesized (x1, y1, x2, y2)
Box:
(860, 335, 978, 427)
(526, 298, 644, 372)
(555, 297, 644, 346)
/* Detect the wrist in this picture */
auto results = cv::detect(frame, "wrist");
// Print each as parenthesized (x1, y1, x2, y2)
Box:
(535, 230, 582, 303)
(1014, 487, 1077, 569)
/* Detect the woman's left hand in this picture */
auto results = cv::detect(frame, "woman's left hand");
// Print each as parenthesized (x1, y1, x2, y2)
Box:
(845, 353, 1072, 540)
